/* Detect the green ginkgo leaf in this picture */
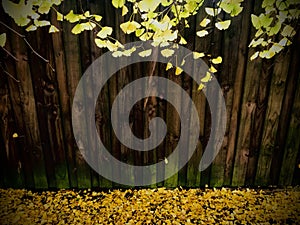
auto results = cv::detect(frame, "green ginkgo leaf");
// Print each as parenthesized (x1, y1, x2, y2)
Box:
(97, 27, 113, 38)
(93, 15, 102, 22)
(215, 20, 231, 30)
(0, 33, 6, 47)
(281, 25, 296, 37)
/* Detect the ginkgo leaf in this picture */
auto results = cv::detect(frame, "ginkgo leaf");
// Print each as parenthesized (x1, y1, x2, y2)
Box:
(112, 0, 125, 8)
(251, 14, 261, 29)
(179, 37, 187, 45)
(175, 67, 183, 75)
(135, 28, 145, 37)
(0, 33, 6, 47)
(12, 133, 18, 138)
(120, 21, 141, 34)
(278, 37, 291, 46)
(199, 18, 211, 27)
(209, 65, 217, 73)
(49, 25, 59, 33)
(38, 1, 52, 14)
(196, 30, 209, 37)
(97, 27, 113, 38)
(71, 24, 83, 34)
(122, 5, 129, 16)
(212, 56, 222, 64)
(161, 49, 174, 58)
(122, 47, 136, 56)
(205, 7, 221, 16)
(34, 20, 51, 27)
(26, 24, 37, 32)
(65, 10, 80, 23)
(250, 51, 259, 61)
(93, 15, 102, 22)
(95, 38, 107, 48)
(193, 52, 205, 59)
(215, 20, 231, 30)
(198, 83, 205, 91)
(84, 11, 91, 17)
(269, 43, 283, 53)
(281, 25, 296, 37)
(201, 72, 212, 82)
(112, 51, 123, 57)
(138, 0, 161, 12)
(80, 22, 96, 31)
(57, 12, 63, 21)
(181, 59, 185, 66)
(259, 49, 275, 59)
(268, 21, 281, 36)
(248, 38, 264, 47)
(166, 62, 173, 70)
(138, 49, 152, 57)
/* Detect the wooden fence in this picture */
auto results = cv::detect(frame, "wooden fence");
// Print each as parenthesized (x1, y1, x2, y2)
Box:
(0, 0, 299, 189)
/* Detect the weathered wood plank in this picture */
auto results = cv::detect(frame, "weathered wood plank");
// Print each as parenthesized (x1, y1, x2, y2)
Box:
(9, 23, 48, 189)
(255, 51, 291, 186)
(61, 0, 91, 188)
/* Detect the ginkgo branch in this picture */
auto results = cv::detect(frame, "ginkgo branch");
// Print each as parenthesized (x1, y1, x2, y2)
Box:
(0, 21, 55, 72)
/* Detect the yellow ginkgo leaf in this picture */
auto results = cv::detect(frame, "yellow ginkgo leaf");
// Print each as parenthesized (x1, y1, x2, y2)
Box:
(199, 18, 211, 27)
(201, 72, 212, 82)
(97, 26, 113, 38)
(12, 133, 18, 138)
(193, 52, 205, 59)
(161, 49, 174, 58)
(212, 56, 222, 64)
(65, 10, 80, 23)
(205, 7, 221, 16)
(122, 5, 129, 16)
(112, 0, 125, 8)
(57, 12, 63, 21)
(138, 0, 161, 12)
(122, 47, 136, 56)
(198, 83, 205, 91)
(49, 25, 59, 33)
(34, 20, 51, 27)
(196, 30, 209, 37)
(71, 24, 83, 34)
(93, 15, 102, 22)
(120, 21, 141, 34)
(112, 51, 123, 57)
(26, 25, 37, 32)
(138, 49, 152, 57)
(209, 65, 217, 73)
(215, 20, 231, 30)
(250, 51, 259, 61)
(80, 22, 96, 31)
(175, 67, 183, 75)
(0, 33, 6, 47)
(95, 38, 107, 48)
(179, 37, 187, 45)
(166, 62, 173, 71)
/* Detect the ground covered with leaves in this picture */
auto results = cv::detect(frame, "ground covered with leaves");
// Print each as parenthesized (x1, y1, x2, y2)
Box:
(0, 187, 299, 225)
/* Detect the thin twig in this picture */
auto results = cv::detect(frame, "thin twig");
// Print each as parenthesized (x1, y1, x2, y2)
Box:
(0, 21, 55, 72)
(0, 64, 20, 83)
(1, 47, 19, 61)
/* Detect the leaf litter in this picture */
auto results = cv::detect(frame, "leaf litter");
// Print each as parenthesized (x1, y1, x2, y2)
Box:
(0, 187, 299, 224)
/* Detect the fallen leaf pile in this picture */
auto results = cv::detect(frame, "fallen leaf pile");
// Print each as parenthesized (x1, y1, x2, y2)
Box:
(0, 187, 299, 224)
